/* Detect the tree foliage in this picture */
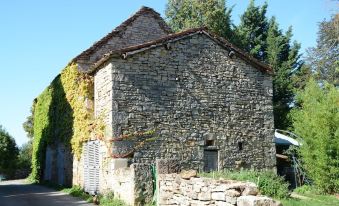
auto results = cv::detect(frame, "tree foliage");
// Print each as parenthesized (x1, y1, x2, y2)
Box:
(291, 79, 339, 193)
(235, 0, 268, 61)
(306, 14, 339, 86)
(17, 141, 32, 173)
(165, 0, 235, 41)
(0, 125, 19, 178)
(23, 99, 36, 139)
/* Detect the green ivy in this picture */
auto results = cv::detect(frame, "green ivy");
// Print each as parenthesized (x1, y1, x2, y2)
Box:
(30, 63, 94, 182)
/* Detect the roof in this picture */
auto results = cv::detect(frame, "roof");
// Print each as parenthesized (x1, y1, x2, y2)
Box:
(88, 27, 273, 75)
(73, 6, 172, 63)
(275, 130, 301, 146)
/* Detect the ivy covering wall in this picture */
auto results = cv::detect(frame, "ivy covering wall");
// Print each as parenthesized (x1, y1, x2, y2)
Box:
(30, 63, 94, 182)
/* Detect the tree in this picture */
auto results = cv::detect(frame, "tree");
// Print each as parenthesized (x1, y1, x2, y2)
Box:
(266, 17, 303, 129)
(236, 1, 302, 129)
(0, 125, 19, 178)
(235, 0, 268, 61)
(17, 141, 32, 173)
(165, 0, 235, 41)
(23, 99, 36, 139)
(306, 14, 339, 86)
(291, 79, 339, 193)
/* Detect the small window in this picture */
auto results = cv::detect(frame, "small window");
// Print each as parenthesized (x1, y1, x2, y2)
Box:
(205, 140, 214, 146)
(238, 142, 243, 151)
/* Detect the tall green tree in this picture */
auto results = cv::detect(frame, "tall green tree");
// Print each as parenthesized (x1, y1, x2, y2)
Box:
(0, 125, 19, 178)
(306, 14, 339, 86)
(266, 17, 303, 129)
(291, 79, 339, 193)
(236, 1, 302, 129)
(235, 0, 268, 61)
(17, 141, 32, 175)
(165, 0, 235, 41)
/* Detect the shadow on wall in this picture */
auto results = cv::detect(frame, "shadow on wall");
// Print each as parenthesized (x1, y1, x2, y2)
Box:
(37, 75, 74, 187)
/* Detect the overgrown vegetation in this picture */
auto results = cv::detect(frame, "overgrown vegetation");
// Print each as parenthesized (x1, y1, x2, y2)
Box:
(200, 170, 290, 199)
(291, 79, 339, 193)
(29, 63, 94, 182)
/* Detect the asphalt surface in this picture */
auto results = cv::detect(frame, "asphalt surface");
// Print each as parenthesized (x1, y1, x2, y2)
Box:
(0, 179, 94, 206)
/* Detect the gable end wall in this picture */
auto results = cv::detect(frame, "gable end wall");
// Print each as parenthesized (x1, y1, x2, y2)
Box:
(94, 33, 276, 172)
(78, 13, 171, 73)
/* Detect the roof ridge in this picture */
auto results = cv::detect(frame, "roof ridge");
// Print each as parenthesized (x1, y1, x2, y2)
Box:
(89, 27, 273, 75)
(73, 6, 172, 62)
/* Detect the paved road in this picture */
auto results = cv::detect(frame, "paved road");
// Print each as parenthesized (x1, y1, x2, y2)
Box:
(0, 179, 93, 206)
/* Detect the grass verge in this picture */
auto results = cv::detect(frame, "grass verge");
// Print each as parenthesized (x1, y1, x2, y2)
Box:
(281, 192, 339, 206)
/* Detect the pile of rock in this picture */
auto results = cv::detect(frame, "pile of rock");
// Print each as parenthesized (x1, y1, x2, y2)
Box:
(158, 171, 281, 206)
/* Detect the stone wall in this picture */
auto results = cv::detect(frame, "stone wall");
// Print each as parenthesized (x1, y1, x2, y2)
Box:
(94, 32, 276, 171)
(99, 158, 154, 206)
(77, 9, 171, 72)
(158, 173, 281, 206)
(89, 12, 170, 63)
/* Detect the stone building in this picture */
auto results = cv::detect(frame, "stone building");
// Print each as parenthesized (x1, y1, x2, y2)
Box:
(43, 6, 276, 205)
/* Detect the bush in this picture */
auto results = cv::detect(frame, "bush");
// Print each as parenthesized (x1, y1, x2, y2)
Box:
(200, 169, 290, 199)
(291, 79, 339, 193)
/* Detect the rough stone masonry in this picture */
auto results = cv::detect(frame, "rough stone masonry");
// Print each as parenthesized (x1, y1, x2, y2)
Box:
(94, 30, 276, 172)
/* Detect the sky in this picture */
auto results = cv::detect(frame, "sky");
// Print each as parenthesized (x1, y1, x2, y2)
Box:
(0, 0, 337, 147)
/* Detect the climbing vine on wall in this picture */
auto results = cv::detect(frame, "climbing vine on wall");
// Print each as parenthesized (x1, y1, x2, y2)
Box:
(30, 63, 157, 182)
(30, 63, 94, 182)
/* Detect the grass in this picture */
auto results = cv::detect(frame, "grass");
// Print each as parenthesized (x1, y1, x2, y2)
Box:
(61, 186, 93, 203)
(99, 192, 127, 206)
(281, 193, 339, 206)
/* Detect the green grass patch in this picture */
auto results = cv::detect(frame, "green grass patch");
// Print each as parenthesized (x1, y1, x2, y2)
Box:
(99, 192, 127, 206)
(62, 186, 93, 203)
(281, 193, 339, 206)
(200, 169, 290, 199)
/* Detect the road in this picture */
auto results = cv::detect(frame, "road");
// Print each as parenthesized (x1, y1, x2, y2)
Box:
(0, 179, 94, 206)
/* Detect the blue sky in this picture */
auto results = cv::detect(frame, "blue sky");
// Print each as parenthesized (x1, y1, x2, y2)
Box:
(0, 0, 337, 147)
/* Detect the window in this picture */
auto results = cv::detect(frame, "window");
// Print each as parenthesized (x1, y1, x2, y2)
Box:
(238, 142, 243, 151)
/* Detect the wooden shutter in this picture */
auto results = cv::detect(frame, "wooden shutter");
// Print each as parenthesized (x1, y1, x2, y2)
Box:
(83, 141, 100, 194)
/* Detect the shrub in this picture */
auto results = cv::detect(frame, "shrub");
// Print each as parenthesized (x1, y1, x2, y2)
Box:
(291, 79, 339, 193)
(200, 169, 290, 199)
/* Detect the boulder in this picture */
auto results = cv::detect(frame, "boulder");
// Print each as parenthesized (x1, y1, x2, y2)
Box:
(180, 170, 197, 179)
(237, 196, 279, 206)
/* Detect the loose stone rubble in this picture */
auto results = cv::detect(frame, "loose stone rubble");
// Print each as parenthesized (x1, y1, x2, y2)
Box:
(158, 173, 282, 206)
